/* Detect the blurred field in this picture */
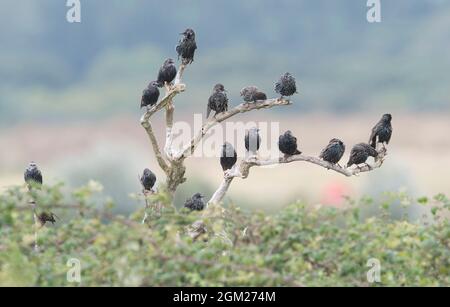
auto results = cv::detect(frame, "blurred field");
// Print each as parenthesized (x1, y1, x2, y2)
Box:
(1, 112, 449, 210)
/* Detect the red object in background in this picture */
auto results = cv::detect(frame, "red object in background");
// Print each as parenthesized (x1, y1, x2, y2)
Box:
(321, 182, 352, 207)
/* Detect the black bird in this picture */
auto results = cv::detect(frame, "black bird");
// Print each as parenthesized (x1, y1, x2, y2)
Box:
(140, 81, 160, 109)
(320, 138, 346, 165)
(207, 84, 228, 118)
(275, 72, 297, 98)
(369, 114, 393, 149)
(240, 86, 267, 103)
(278, 131, 302, 156)
(220, 142, 237, 171)
(176, 28, 197, 65)
(38, 212, 58, 226)
(157, 58, 177, 88)
(347, 143, 379, 168)
(184, 193, 205, 211)
(245, 127, 261, 154)
(140, 168, 156, 192)
(24, 162, 43, 189)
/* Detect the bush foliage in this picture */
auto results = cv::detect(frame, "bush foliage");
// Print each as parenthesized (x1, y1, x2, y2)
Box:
(0, 182, 449, 287)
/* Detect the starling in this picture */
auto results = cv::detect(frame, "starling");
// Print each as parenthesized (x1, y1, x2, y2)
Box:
(24, 162, 43, 189)
(253, 91, 268, 101)
(369, 114, 393, 148)
(347, 143, 379, 168)
(220, 142, 237, 171)
(240, 86, 267, 103)
(140, 81, 160, 109)
(245, 127, 261, 154)
(38, 212, 57, 226)
(278, 130, 302, 156)
(176, 28, 197, 65)
(184, 193, 205, 211)
(207, 84, 228, 118)
(275, 72, 297, 98)
(320, 138, 346, 165)
(140, 168, 156, 192)
(156, 58, 177, 88)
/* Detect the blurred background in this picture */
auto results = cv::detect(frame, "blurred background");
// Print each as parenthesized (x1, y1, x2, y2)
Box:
(0, 0, 449, 212)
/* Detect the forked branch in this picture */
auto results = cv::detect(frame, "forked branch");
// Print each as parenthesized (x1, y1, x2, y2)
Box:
(140, 64, 187, 176)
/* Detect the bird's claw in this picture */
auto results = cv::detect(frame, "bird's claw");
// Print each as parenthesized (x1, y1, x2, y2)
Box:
(224, 170, 232, 179)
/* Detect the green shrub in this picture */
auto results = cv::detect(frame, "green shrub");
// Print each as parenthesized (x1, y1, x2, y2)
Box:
(0, 183, 449, 287)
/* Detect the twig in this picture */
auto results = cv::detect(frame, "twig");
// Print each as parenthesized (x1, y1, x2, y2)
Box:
(27, 197, 40, 252)
(141, 189, 150, 224)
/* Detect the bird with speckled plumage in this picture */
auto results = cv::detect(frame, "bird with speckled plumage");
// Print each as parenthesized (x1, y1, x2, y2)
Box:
(320, 138, 345, 166)
(347, 143, 378, 168)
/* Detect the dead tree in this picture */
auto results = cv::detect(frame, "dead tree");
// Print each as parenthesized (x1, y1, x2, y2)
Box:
(140, 40, 388, 207)
(140, 64, 292, 201)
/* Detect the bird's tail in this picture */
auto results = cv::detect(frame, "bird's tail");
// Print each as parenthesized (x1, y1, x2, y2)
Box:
(294, 149, 302, 155)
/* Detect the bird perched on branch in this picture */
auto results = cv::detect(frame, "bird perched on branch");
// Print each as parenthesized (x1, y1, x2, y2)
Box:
(184, 193, 205, 211)
(220, 142, 237, 171)
(207, 84, 228, 118)
(240, 86, 267, 103)
(347, 143, 378, 168)
(140, 81, 160, 109)
(245, 127, 261, 155)
(24, 162, 43, 190)
(369, 114, 393, 149)
(157, 58, 177, 88)
(320, 138, 346, 166)
(140, 168, 156, 192)
(275, 72, 297, 98)
(176, 28, 197, 65)
(278, 131, 302, 156)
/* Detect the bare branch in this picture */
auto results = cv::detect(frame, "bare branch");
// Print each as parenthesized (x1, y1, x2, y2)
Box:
(208, 177, 235, 206)
(174, 63, 186, 85)
(164, 101, 175, 159)
(141, 120, 170, 174)
(174, 98, 292, 161)
(208, 148, 387, 205)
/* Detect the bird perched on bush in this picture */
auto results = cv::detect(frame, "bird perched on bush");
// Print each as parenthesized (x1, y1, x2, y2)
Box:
(240, 86, 267, 103)
(347, 143, 378, 168)
(157, 58, 177, 88)
(140, 168, 156, 192)
(369, 114, 393, 149)
(38, 212, 58, 227)
(245, 127, 261, 155)
(24, 162, 42, 190)
(320, 139, 346, 166)
(176, 28, 197, 65)
(140, 81, 160, 109)
(207, 84, 228, 118)
(220, 142, 237, 171)
(278, 131, 302, 156)
(184, 193, 205, 211)
(275, 72, 297, 98)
